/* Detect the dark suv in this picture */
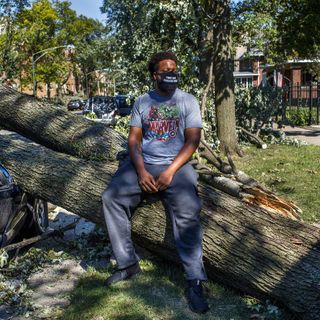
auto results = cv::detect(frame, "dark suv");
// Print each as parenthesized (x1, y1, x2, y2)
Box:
(67, 99, 83, 111)
(0, 164, 48, 248)
(115, 95, 134, 116)
(82, 96, 119, 125)
(82, 96, 117, 117)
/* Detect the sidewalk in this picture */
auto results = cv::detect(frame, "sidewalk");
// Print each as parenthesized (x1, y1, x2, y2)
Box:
(280, 125, 320, 146)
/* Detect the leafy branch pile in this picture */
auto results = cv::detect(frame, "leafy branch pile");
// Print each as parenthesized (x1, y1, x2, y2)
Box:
(0, 248, 68, 314)
(0, 223, 113, 317)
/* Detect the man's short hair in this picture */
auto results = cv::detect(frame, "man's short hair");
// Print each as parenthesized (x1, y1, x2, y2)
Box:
(148, 51, 177, 77)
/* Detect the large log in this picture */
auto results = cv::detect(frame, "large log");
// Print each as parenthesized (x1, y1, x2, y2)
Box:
(0, 86, 301, 221)
(0, 85, 127, 161)
(0, 131, 320, 320)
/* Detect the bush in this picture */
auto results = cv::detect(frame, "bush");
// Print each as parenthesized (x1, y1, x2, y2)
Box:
(235, 85, 285, 133)
(114, 115, 130, 136)
(84, 112, 97, 120)
(285, 108, 318, 126)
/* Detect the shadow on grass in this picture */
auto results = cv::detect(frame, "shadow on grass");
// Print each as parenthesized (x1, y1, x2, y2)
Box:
(61, 256, 252, 320)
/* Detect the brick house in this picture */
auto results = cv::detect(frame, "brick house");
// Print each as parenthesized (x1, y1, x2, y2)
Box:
(233, 46, 264, 87)
(233, 46, 319, 87)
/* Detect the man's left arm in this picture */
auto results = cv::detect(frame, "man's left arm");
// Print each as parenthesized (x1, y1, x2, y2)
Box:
(155, 128, 201, 191)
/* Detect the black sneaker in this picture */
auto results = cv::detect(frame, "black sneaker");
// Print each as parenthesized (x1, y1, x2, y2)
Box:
(186, 280, 210, 314)
(105, 262, 141, 287)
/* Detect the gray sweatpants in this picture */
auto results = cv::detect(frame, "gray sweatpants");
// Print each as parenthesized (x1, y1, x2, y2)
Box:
(102, 161, 207, 280)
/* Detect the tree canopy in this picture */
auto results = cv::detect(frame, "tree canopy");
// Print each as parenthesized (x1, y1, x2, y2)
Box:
(233, 0, 320, 62)
(0, 0, 106, 94)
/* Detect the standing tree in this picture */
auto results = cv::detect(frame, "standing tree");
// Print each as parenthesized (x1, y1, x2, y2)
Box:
(211, 0, 239, 155)
(101, 0, 240, 154)
(1, 0, 106, 97)
(101, 0, 202, 96)
(0, 0, 30, 80)
(233, 0, 320, 62)
(12, 0, 67, 93)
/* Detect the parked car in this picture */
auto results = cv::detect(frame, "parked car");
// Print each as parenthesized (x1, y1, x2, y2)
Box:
(0, 164, 49, 248)
(83, 96, 118, 125)
(67, 99, 83, 111)
(115, 95, 134, 116)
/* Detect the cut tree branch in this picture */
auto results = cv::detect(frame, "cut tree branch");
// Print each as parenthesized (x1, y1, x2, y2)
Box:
(1, 219, 80, 253)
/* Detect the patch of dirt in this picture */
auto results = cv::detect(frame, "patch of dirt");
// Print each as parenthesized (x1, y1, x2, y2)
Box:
(28, 259, 84, 309)
(0, 207, 108, 320)
(0, 206, 151, 320)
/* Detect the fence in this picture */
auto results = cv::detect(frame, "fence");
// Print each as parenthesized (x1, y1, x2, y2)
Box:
(282, 82, 320, 125)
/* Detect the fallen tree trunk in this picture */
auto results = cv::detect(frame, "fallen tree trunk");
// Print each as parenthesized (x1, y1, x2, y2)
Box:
(0, 132, 320, 319)
(0, 86, 291, 216)
(0, 85, 127, 161)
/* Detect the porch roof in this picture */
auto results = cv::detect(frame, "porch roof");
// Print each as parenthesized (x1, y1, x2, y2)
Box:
(233, 71, 259, 77)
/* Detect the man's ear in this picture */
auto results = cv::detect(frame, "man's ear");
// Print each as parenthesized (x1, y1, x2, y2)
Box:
(152, 72, 158, 81)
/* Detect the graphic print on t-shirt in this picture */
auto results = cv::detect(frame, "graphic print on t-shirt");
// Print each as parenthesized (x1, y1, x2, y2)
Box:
(146, 103, 180, 141)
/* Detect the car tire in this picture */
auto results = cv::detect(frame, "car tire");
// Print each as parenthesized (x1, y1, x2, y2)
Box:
(25, 198, 49, 236)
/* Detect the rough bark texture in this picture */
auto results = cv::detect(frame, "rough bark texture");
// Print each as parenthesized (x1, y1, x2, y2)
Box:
(0, 85, 127, 161)
(212, 0, 239, 155)
(0, 131, 320, 320)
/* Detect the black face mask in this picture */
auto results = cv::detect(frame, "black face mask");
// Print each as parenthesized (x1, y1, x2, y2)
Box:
(156, 71, 178, 94)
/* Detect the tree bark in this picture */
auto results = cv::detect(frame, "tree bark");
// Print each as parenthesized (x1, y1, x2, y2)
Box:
(212, 0, 239, 155)
(0, 131, 319, 320)
(0, 85, 127, 161)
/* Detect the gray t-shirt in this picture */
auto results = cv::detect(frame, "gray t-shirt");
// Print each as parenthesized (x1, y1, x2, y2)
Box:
(129, 88, 202, 164)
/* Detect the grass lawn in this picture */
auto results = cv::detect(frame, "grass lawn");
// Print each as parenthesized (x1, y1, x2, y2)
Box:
(235, 144, 320, 223)
(61, 144, 320, 320)
(62, 259, 253, 320)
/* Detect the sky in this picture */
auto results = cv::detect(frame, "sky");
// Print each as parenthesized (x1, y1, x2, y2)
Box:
(69, 0, 105, 21)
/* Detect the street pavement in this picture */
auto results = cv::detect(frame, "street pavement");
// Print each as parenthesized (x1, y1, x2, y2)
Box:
(281, 125, 320, 146)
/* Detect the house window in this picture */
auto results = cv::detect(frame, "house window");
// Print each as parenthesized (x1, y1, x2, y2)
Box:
(235, 77, 253, 88)
(302, 72, 314, 85)
(239, 59, 252, 71)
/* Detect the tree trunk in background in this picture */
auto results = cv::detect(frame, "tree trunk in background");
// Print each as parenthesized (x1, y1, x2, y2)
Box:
(0, 131, 319, 320)
(198, 30, 214, 85)
(46, 82, 51, 99)
(212, 0, 239, 155)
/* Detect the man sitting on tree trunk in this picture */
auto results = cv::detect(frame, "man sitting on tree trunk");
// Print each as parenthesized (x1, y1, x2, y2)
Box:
(102, 51, 209, 314)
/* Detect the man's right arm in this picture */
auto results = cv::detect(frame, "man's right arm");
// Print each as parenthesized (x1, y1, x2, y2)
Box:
(128, 127, 158, 193)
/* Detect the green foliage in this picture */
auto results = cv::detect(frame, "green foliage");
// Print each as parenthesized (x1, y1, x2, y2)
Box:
(235, 84, 284, 132)
(64, 226, 112, 261)
(0, 0, 30, 77)
(70, 17, 109, 96)
(0, 0, 29, 16)
(0, 247, 68, 313)
(233, 0, 320, 61)
(244, 296, 283, 319)
(100, 0, 204, 96)
(0, 0, 105, 97)
(114, 115, 130, 136)
(84, 112, 97, 120)
(259, 127, 306, 147)
(276, 0, 320, 60)
(285, 108, 318, 126)
(232, 0, 279, 63)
